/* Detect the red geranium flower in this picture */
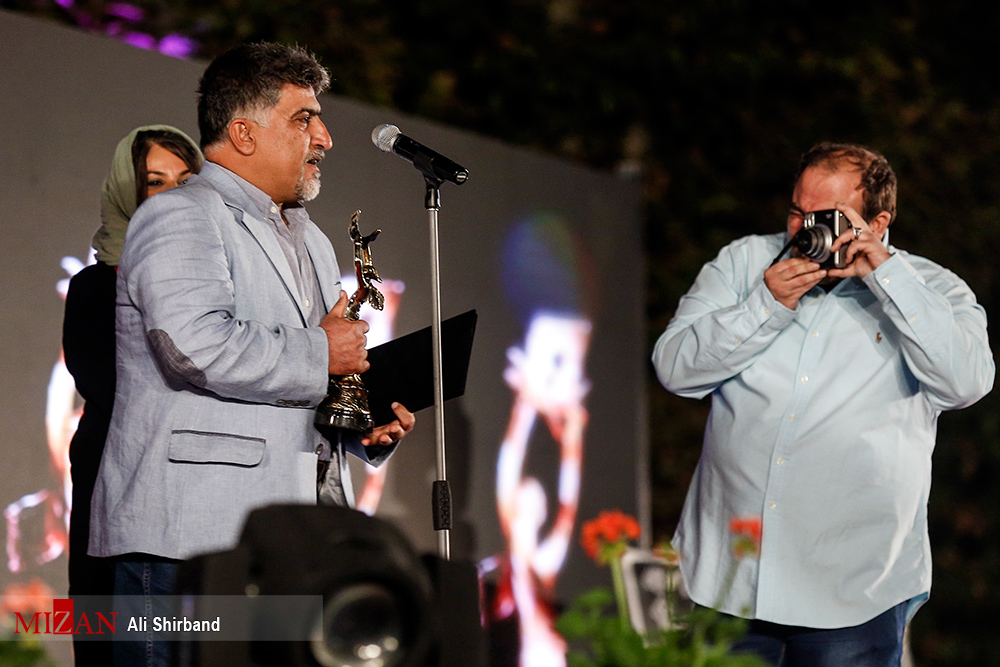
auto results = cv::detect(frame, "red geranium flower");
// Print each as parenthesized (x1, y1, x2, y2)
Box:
(729, 515, 762, 559)
(1, 578, 55, 619)
(581, 510, 640, 564)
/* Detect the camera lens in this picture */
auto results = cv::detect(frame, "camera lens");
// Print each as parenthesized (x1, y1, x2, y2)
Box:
(792, 226, 832, 264)
(311, 583, 410, 667)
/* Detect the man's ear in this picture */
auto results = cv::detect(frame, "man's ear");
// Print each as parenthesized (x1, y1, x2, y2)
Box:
(869, 210, 892, 239)
(228, 119, 255, 156)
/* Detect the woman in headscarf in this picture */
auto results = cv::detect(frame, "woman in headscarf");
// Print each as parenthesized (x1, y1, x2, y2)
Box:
(62, 125, 202, 667)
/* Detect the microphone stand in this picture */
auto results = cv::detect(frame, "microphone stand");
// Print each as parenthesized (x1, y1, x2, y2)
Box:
(420, 168, 452, 560)
(379, 131, 466, 561)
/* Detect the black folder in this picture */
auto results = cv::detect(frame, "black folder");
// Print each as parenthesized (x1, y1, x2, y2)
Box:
(362, 309, 477, 426)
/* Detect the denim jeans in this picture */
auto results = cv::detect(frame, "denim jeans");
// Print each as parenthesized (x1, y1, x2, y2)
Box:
(731, 599, 911, 667)
(113, 556, 181, 667)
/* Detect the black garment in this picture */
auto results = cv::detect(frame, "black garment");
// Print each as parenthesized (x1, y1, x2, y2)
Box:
(62, 261, 117, 667)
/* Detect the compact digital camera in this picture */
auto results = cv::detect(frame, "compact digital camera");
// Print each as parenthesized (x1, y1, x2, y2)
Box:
(792, 209, 853, 269)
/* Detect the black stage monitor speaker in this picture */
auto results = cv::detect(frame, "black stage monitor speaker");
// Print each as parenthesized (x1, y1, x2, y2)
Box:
(176, 505, 486, 667)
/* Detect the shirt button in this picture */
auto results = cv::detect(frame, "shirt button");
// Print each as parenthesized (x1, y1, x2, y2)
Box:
(305, 299, 311, 308)
(801, 375, 809, 383)
(883, 277, 890, 285)
(769, 502, 778, 509)
(763, 307, 771, 315)
(812, 332, 819, 338)
(788, 414, 795, 422)
(315, 445, 323, 455)
(271, 205, 278, 214)
(909, 316, 916, 323)
(733, 337, 741, 344)
(777, 457, 785, 465)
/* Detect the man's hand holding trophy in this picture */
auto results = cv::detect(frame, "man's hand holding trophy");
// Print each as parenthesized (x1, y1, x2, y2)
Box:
(315, 210, 384, 433)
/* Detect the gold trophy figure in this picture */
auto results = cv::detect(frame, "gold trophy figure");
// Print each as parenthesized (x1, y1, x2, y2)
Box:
(315, 210, 384, 433)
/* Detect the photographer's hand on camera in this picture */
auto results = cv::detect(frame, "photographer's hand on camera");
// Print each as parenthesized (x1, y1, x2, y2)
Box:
(827, 203, 892, 280)
(764, 257, 827, 310)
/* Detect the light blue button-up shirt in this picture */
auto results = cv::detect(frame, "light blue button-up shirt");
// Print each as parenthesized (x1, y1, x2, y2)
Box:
(653, 232, 994, 628)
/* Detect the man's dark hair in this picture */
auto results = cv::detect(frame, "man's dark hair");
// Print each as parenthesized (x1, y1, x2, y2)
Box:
(795, 142, 898, 223)
(132, 129, 203, 204)
(197, 43, 331, 149)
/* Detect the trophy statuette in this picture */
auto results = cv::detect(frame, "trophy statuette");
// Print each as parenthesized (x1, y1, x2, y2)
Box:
(315, 210, 384, 433)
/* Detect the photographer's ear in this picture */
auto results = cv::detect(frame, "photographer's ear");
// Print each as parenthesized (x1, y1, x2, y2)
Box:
(869, 211, 892, 240)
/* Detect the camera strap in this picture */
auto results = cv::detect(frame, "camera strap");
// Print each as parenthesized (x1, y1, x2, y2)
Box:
(769, 233, 802, 267)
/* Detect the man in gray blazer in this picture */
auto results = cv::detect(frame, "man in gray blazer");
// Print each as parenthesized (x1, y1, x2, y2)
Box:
(89, 43, 413, 664)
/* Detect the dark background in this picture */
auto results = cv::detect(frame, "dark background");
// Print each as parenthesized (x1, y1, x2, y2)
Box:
(3, 1, 1000, 663)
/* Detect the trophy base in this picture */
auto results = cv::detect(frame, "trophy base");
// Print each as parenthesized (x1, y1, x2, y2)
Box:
(315, 407, 373, 434)
(314, 373, 374, 434)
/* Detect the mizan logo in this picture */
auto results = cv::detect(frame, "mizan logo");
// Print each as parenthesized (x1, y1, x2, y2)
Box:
(13, 598, 116, 635)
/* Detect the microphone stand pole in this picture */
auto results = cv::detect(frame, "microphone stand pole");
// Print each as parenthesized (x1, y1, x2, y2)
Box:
(423, 174, 451, 560)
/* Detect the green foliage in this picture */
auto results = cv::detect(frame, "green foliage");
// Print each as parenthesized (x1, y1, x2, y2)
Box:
(0, 635, 56, 667)
(558, 588, 769, 667)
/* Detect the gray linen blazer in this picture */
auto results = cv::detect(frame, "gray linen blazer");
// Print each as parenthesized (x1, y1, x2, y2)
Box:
(89, 163, 389, 560)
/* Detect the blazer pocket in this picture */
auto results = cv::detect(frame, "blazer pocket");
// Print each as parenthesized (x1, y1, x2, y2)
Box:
(168, 429, 266, 467)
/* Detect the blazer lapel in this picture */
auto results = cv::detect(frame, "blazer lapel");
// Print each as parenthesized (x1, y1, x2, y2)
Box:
(230, 205, 309, 325)
(198, 163, 309, 323)
(304, 223, 343, 312)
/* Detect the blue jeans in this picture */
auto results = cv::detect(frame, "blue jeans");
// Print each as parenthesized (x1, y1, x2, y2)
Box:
(113, 557, 180, 667)
(731, 600, 910, 667)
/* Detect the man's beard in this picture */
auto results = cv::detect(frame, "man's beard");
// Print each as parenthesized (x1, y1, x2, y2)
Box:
(295, 149, 325, 202)
(295, 172, 321, 202)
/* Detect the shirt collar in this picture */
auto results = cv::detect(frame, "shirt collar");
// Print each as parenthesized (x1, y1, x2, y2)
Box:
(203, 161, 310, 228)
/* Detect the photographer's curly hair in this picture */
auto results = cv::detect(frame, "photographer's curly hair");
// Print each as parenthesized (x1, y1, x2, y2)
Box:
(197, 43, 331, 150)
(795, 142, 897, 224)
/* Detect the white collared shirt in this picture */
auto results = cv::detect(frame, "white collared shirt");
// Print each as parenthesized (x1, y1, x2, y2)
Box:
(653, 233, 994, 628)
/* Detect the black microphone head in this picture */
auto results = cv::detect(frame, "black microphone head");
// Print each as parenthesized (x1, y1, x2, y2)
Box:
(372, 124, 400, 153)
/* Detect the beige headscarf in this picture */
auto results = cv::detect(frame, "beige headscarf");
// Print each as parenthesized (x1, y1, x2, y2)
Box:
(92, 125, 203, 266)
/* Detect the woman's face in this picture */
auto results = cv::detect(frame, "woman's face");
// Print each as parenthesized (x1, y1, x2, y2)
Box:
(144, 143, 192, 199)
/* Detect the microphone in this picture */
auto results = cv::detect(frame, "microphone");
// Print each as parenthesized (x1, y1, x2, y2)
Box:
(372, 124, 469, 185)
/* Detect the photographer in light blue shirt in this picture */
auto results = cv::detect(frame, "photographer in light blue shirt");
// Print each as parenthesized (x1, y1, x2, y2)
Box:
(653, 143, 994, 666)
